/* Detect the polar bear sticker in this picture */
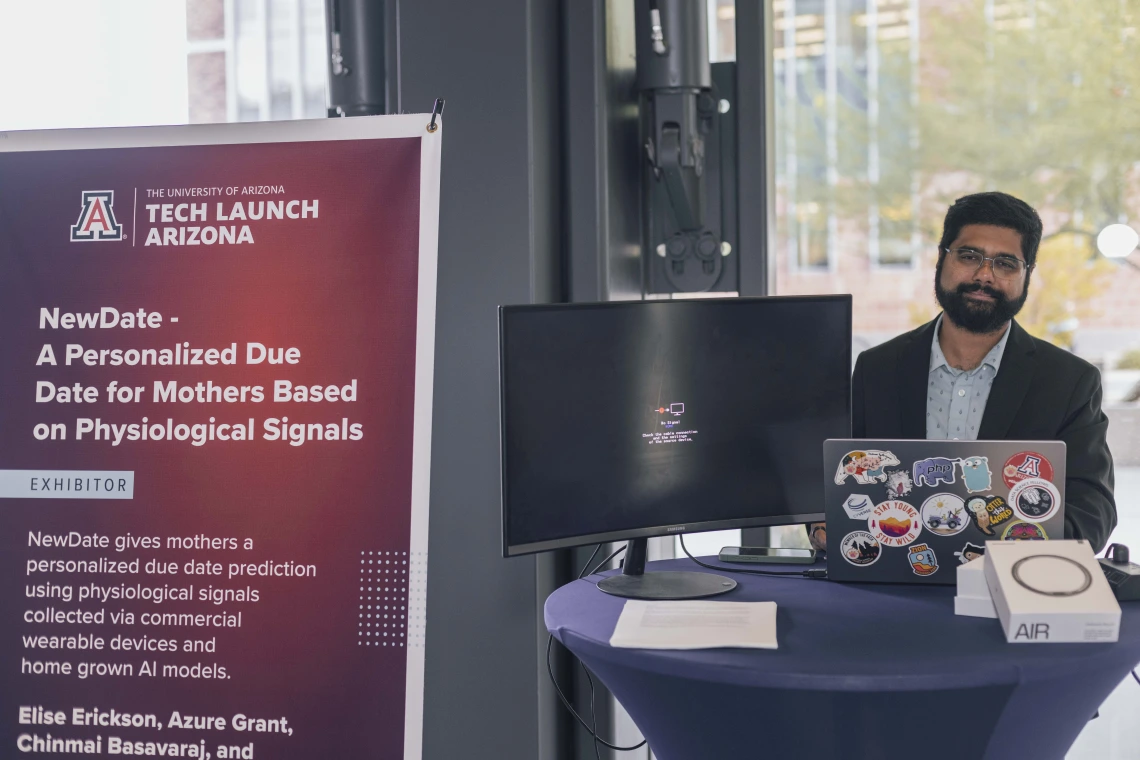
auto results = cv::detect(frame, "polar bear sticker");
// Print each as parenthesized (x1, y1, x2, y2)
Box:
(834, 449, 901, 485)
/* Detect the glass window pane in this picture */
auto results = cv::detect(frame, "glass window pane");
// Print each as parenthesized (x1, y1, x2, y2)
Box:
(0, 1, 329, 130)
(675, 529, 742, 559)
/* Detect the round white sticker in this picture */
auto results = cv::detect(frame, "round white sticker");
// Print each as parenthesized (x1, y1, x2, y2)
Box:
(840, 530, 881, 567)
(920, 493, 968, 537)
(1008, 478, 1061, 523)
(867, 500, 922, 547)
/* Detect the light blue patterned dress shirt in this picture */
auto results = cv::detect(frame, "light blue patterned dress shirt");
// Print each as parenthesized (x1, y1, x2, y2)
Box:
(927, 314, 1011, 441)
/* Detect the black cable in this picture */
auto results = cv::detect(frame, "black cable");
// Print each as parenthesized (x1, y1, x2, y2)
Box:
(579, 543, 632, 755)
(1133, 669, 1140, 688)
(546, 636, 646, 751)
(545, 544, 648, 753)
(578, 544, 603, 580)
(583, 545, 628, 579)
(584, 661, 602, 760)
(678, 535, 828, 579)
(550, 536, 824, 753)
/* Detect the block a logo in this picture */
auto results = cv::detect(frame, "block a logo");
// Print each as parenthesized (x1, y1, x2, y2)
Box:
(70, 190, 123, 241)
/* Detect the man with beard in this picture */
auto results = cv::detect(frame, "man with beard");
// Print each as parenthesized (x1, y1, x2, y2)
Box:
(809, 192, 1116, 553)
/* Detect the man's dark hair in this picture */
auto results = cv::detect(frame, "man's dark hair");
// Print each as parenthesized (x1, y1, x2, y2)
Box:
(937, 191, 1043, 269)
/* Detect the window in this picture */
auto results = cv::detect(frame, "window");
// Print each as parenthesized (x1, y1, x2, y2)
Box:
(187, 0, 329, 123)
(707, 1, 1140, 752)
(772, 0, 921, 271)
(760, 0, 1140, 754)
(0, 0, 328, 131)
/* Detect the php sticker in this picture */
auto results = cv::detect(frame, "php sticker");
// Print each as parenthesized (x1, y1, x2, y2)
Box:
(840, 531, 881, 567)
(920, 493, 968, 536)
(867, 500, 922, 547)
(842, 493, 875, 520)
(884, 469, 914, 498)
(1002, 451, 1054, 489)
(1008, 478, 1061, 523)
(912, 456, 957, 488)
(957, 456, 992, 493)
(1001, 521, 1048, 541)
(965, 495, 1014, 536)
(907, 544, 939, 576)
(834, 449, 901, 485)
(954, 542, 986, 564)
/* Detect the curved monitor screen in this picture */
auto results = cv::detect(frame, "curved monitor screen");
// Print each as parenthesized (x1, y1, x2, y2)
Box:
(499, 296, 851, 556)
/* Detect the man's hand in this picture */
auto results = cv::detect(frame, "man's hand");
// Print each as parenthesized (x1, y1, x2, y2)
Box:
(808, 522, 827, 552)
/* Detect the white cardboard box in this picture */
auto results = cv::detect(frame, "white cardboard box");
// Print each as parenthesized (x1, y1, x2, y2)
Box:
(957, 555, 990, 598)
(955, 556, 997, 618)
(955, 595, 998, 618)
(984, 540, 1121, 643)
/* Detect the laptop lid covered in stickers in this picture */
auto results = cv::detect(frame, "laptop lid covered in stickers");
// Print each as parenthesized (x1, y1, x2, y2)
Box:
(822, 439, 1067, 585)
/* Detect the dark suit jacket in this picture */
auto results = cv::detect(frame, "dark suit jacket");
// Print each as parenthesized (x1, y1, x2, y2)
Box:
(852, 316, 1117, 552)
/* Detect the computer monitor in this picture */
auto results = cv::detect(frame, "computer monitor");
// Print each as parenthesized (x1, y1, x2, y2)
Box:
(499, 295, 852, 599)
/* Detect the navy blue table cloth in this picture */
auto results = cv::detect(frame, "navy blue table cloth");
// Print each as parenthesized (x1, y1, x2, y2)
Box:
(545, 557, 1140, 760)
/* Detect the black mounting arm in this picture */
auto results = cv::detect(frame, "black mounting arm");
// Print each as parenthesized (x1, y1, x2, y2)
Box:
(638, 0, 711, 234)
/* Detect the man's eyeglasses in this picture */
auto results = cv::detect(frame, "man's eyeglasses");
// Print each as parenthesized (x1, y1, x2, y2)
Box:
(942, 247, 1029, 279)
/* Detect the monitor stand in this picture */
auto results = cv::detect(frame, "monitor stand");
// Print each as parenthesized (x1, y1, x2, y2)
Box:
(596, 537, 737, 600)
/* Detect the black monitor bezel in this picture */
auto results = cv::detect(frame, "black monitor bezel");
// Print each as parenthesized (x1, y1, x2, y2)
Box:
(498, 294, 852, 557)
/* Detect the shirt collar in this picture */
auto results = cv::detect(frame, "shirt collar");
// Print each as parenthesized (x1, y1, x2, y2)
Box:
(930, 313, 1011, 376)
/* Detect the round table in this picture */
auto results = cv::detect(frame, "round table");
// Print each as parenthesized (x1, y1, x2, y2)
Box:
(545, 557, 1140, 760)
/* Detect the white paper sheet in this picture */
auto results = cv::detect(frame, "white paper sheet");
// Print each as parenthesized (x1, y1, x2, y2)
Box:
(608, 600, 778, 650)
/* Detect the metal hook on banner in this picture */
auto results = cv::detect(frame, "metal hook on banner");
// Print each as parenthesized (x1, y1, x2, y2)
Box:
(427, 99, 445, 133)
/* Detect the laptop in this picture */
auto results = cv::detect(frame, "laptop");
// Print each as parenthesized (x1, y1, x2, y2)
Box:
(823, 439, 1066, 585)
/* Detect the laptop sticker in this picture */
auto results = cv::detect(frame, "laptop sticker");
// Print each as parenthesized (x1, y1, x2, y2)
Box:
(1002, 451, 1054, 489)
(907, 544, 939, 576)
(912, 456, 957, 488)
(883, 469, 915, 498)
(920, 493, 968, 536)
(840, 531, 881, 567)
(1008, 478, 1061, 523)
(842, 494, 875, 520)
(958, 456, 992, 493)
(954, 542, 986, 564)
(965, 495, 1014, 536)
(868, 500, 922, 547)
(1001, 521, 1048, 541)
(834, 450, 901, 485)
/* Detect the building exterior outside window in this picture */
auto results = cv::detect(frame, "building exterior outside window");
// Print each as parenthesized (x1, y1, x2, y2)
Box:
(187, 0, 330, 124)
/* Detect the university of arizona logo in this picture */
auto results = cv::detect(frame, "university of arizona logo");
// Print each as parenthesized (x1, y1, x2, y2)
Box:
(70, 190, 122, 241)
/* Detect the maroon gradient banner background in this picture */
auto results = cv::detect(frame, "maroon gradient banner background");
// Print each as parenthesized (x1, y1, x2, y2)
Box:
(0, 135, 423, 758)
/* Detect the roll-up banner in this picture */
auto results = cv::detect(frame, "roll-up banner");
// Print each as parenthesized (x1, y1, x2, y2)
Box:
(0, 114, 441, 759)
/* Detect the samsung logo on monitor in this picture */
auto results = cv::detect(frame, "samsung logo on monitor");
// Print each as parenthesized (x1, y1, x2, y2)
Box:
(666, 525, 686, 532)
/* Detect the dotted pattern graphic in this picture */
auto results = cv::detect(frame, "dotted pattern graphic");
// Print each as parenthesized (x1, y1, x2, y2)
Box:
(359, 551, 411, 647)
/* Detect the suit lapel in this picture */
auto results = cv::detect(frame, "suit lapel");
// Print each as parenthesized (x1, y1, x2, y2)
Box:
(898, 319, 937, 439)
(977, 320, 1037, 439)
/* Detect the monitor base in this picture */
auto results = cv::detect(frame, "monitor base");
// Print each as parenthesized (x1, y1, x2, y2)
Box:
(597, 570, 737, 600)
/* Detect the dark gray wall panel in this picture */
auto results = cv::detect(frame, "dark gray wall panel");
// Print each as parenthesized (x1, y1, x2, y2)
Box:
(399, 1, 562, 757)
